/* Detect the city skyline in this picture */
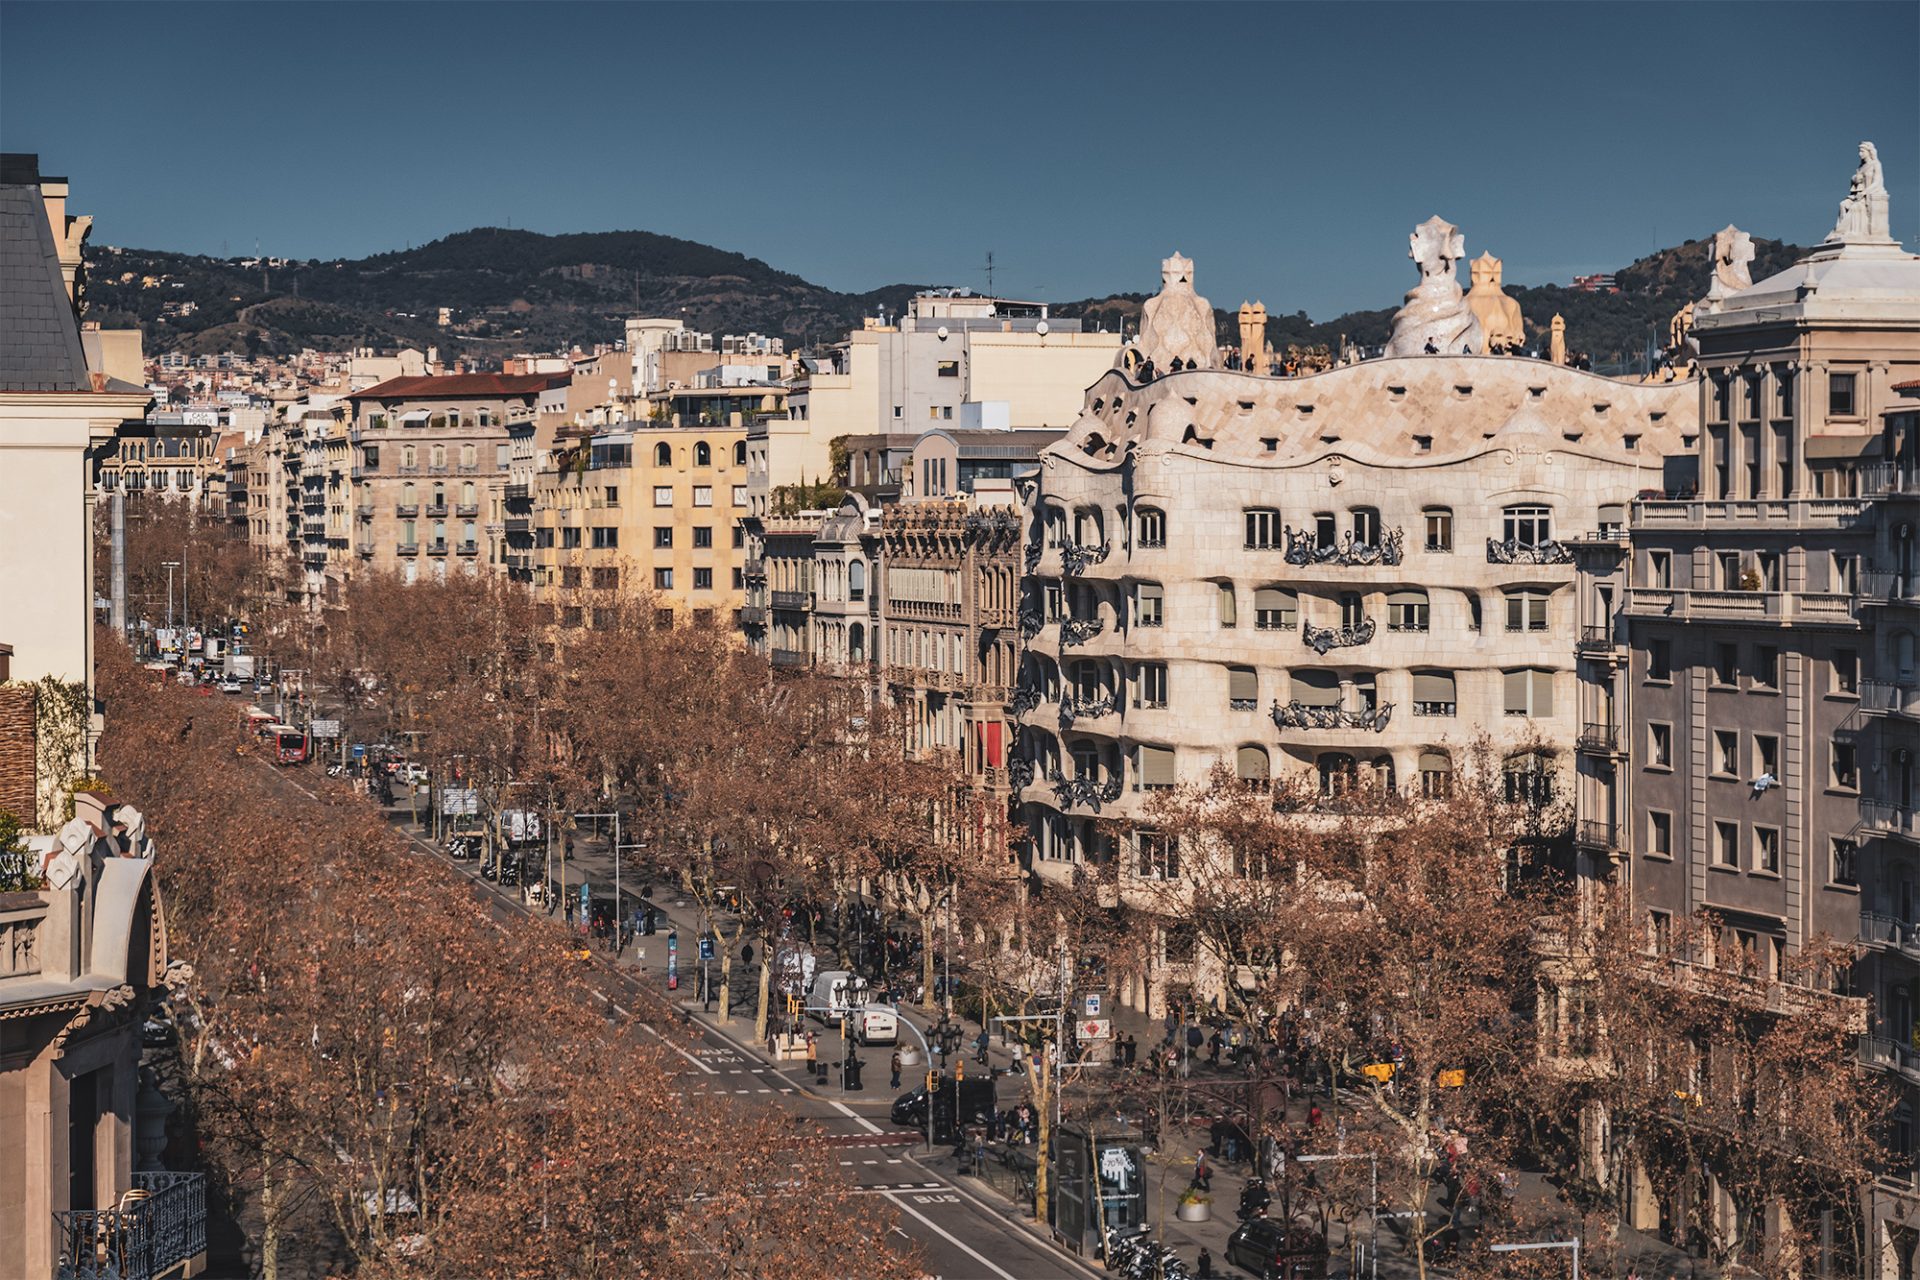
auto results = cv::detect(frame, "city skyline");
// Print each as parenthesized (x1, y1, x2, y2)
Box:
(0, 1, 1913, 319)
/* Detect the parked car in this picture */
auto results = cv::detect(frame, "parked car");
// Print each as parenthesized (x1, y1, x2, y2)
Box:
(1224, 1219, 1328, 1279)
(216, 676, 245, 695)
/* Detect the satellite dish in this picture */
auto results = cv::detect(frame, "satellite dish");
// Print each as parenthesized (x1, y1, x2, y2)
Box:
(937, 326, 950, 341)
(1035, 321, 1050, 337)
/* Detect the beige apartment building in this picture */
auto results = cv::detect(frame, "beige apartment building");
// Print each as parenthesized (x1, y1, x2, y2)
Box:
(531, 421, 750, 628)
(1572, 147, 1920, 1274)
(346, 373, 556, 583)
(1013, 252, 1698, 1015)
(0, 152, 204, 1280)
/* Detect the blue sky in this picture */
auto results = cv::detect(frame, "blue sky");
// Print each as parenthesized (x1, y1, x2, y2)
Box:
(3, 1, 1914, 319)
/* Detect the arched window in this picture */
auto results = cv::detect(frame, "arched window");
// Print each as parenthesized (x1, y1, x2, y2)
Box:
(432, 483, 446, 508)
(695, 441, 712, 466)
(1419, 750, 1453, 798)
(734, 440, 747, 467)
(654, 441, 672, 467)
(460, 443, 476, 468)
(461, 481, 475, 506)
(1368, 755, 1396, 793)
(402, 482, 417, 506)
(849, 561, 867, 603)
(1236, 745, 1270, 790)
(1136, 506, 1167, 548)
(430, 444, 447, 468)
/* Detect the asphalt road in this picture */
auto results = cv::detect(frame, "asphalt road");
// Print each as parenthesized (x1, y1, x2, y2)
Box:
(260, 762, 1093, 1280)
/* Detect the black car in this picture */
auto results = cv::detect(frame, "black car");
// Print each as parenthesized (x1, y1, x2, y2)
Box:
(1224, 1219, 1328, 1279)
(890, 1077, 996, 1143)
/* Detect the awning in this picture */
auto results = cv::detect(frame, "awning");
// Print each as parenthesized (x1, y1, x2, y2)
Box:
(400, 410, 430, 424)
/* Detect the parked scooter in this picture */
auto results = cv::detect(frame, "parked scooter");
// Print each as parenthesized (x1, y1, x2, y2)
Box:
(1238, 1177, 1271, 1220)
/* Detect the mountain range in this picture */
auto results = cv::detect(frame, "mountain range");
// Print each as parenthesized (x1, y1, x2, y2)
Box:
(82, 226, 1810, 370)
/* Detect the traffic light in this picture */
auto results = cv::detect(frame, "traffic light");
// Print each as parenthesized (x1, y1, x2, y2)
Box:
(926, 1070, 937, 1092)
(955, 1061, 964, 1082)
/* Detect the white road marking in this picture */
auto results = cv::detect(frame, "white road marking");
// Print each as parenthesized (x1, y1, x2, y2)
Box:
(635, 1018, 717, 1075)
(883, 1192, 1022, 1280)
(825, 1097, 883, 1136)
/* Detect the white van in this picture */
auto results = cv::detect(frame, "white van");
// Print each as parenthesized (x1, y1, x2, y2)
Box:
(852, 1005, 898, 1046)
(806, 971, 868, 1024)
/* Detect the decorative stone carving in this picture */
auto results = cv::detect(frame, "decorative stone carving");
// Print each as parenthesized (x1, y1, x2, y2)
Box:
(1827, 140, 1892, 244)
(1385, 216, 1485, 357)
(1128, 253, 1219, 373)
(1464, 253, 1526, 353)
(1237, 301, 1270, 375)
(1059, 541, 1110, 576)
(1667, 300, 1695, 355)
(1549, 314, 1567, 366)
(1705, 225, 1755, 303)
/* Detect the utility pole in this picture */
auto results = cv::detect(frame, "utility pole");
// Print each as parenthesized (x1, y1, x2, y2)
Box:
(162, 560, 180, 633)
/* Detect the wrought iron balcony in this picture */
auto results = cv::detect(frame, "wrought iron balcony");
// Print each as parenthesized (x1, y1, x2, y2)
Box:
(771, 590, 813, 611)
(1302, 617, 1375, 654)
(1008, 756, 1035, 790)
(1577, 623, 1619, 653)
(397, 542, 419, 557)
(737, 605, 766, 626)
(425, 503, 449, 518)
(1574, 819, 1620, 851)
(771, 647, 808, 668)
(1487, 538, 1575, 565)
(1059, 616, 1104, 647)
(456, 502, 479, 517)
(1270, 700, 1394, 732)
(1024, 542, 1043, 574)
(1577, 722, 1621, 754)
(1284, 526, 1404, 567)
(743, 557, 767, 579)
(1019, 606, 1046, 639)
(1060, 541, 1111, 576)
(1058, 691, 1115, 726)
(395, 503, 419, 517)
(457, 540, 479, 556)
(1053, 772, 1123, 812)
(427, 541, 449, 556)
(504, 482, 530, 502)
(55, 1170, 207, 1280)
(1010, 685, 1042, 716)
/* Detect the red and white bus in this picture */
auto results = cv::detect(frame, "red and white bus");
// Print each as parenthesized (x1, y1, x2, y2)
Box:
(265, 723, 309, 765)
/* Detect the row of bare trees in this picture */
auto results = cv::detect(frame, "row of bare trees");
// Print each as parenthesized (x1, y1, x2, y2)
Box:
(96, 637, 918, 1279)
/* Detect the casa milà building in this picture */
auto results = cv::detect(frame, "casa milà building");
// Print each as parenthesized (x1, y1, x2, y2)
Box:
(1013, 246, 1698, 1017)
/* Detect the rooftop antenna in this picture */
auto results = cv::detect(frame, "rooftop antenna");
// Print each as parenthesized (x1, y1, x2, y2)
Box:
(983, 251, 995, 297)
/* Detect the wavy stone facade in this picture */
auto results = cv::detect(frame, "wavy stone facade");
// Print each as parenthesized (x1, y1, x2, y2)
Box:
(1014, 351, 1699, 1012)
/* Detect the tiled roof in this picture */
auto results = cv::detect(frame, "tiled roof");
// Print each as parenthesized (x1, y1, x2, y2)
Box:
(351, 373, 561, 400)
(0, 178, 89, 393)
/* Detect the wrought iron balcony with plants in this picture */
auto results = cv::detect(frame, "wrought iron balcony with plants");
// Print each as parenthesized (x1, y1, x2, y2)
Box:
(1284, 526, 1404, 567)
(56, 1170, 207, 1280)
(1053, 771, 1124, 812)
(1058, 690, 1115, 726)
(1010, 684, 1043, 716)
(1302, 616, 1376, 654)
(1060, 540, 1111, 576)
(1487, 537, 1575, 565)
(1270, 700, 1395, 732)
(1060, 615, 1105, 647)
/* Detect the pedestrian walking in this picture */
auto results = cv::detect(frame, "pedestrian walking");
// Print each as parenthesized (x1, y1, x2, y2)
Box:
(890, 1049, 902, 1089)
(974, 1029, 990, 1066)
(1191, 1150, 1212, 1192)
(805, 1031, 818, 1071)
(1196, 1247, 1214, 1279)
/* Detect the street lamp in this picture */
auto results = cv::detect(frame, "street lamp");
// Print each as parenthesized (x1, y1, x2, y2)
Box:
(162, 560, 181, 633)
(1491, 1238, 1581, 1280)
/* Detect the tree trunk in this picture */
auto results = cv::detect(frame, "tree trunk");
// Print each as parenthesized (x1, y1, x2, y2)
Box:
(754, 952, 771, 1042)
(261, 1161, 279, 1280)
(719, 947, 734, 1024)
(1030, 1044, 1052, 1225)
(920, 911, 936, 1010)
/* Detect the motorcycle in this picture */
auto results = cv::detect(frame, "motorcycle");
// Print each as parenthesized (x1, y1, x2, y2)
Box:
(1238, 1177, 1271, 1220)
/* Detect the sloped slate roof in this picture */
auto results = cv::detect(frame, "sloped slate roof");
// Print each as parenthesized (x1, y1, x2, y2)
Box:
(0, 179, 89, 393)
(351, 373, 561, 400)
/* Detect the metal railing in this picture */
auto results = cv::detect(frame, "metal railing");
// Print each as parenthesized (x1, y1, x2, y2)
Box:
(1271, 701, 1394, 732)
(1487, 538, 1575, 565)
(1574, 819, 1619, 850)
(55, 1170, 206, 1280)
(1577, 623, 1618, 652)
(1284, 526, 1404, 567)
(1577, 722, 1620, 753)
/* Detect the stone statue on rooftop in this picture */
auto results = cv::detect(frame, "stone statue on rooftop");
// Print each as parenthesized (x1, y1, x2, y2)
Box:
(1828, 141, 1891, 244)
(1464, 252, 1526, 354)
(1237, 301, 1270, 375)
(1385, 216, 1485, 357)
(1549, 314, 1567, 365)
(1705, 225, 1755, 302)
(1127, 253, 1219, 374)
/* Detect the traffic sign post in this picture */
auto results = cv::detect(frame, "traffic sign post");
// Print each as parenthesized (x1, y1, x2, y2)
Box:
(1078, 1018, 1112, 1041)
(1084, 993, 1101, 1017)
(667, 931, 679, 990)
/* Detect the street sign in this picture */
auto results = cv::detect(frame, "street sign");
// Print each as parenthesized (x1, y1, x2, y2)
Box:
(310, 719, 341, 739)
(698, 936, 715, 961)
(1077, 1018, 1111, 1041)
(1438, 1068, 1466, 1088)
(1084, 993, 1101, 1016)
(1361, 1062, 1395, 1083)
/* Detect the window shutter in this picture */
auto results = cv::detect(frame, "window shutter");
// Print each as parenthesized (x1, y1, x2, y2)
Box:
(1236, 746, 1268, 780)
(1532, 670, 1555, 717)
(1140, 745, 1176, 786)
(1229, 667, 1258, 701)
(1138, 582, 1163, 608)
(1504, 669, 1528, 715)
(1412, 671, 1456, 702)
(1218, 582, 1237, 626)
(1418, 750, 1451, 774)
(1529, 594, 1548, 629)
(1599, 503, 1625, 526)
(1387, 589, 1425, 607)
(1291, 670, 1341, 707)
